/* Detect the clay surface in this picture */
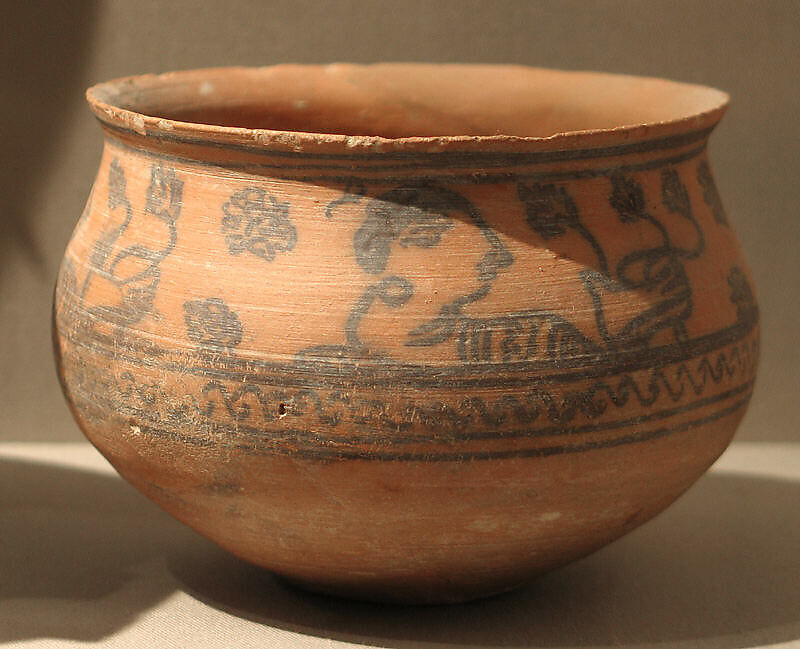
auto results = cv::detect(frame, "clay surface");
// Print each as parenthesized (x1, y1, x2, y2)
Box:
(53, 64, 758, 603)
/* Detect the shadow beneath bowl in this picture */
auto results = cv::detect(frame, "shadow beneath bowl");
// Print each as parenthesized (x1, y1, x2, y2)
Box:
(2, 455, 796, 647)
(169, 471, 800, 649)
(0, 458, 193, 643)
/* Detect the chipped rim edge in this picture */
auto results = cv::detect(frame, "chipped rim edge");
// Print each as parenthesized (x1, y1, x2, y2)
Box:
(86, 64, 730, 156)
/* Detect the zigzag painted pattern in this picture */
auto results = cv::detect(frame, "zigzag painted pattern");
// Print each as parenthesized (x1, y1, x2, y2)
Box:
(66, 338, 757, 444)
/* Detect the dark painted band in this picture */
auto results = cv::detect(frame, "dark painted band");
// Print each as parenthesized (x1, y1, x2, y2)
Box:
(59, 310, 758, 390)
(98, 119, 714, 168)
(102, 135, 708, 187)
(128, 393, 751, 462)
(72, 374, 751, 449)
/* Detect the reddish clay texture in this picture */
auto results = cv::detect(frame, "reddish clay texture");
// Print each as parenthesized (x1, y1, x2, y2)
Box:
(53, 65, 758, 603)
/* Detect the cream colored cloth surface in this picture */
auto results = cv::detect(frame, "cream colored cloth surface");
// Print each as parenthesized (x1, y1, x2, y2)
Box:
(1, 442, 798, 649)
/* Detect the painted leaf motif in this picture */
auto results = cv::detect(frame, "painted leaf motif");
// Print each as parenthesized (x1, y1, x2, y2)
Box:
(517, 182, 579, 239)
(184, 297, 243, 350)
(609, 171, 649, 223)
(354, 187, 456, 274)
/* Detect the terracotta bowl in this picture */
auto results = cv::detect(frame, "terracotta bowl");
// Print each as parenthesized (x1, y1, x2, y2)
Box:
(53, 64, 759, 603)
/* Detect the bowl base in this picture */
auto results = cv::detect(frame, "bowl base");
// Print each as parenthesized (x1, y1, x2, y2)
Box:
(278, 572, 527, 606)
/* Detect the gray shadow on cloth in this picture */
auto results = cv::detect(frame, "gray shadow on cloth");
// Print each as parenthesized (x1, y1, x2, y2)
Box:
(170, 471, 800, 649)
(0, 458, 195, 643)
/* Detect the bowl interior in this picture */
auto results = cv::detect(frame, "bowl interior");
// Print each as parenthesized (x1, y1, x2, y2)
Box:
(88, 64, 728, 140)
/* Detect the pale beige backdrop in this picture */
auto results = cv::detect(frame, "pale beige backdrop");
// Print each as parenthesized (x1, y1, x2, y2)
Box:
(1, 0, 797, 442)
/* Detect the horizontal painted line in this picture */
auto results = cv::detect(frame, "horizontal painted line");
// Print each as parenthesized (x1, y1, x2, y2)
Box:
(59, 313, 758, 390)
(98, 376, 753, 448)
(99, 119, 714, 167)
(103, 135, 708, 184)
(132, 393, 751, 462)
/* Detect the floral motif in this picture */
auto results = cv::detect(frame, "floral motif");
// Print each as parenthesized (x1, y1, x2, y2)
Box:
(517, 182, 580, 239)
(145, 165, 184, 222)
(84, 159, 182, 327)
(609, 171, 650, 223)
(221, 188, 296, 261)
(661, 168, 692, 218)
(353, 186, 456, 274)
(183, 297, 242, 351)
(727, 267, 757, 322)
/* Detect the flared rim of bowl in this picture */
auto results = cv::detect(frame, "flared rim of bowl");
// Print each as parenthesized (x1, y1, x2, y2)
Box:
(86, 63, 730, 155)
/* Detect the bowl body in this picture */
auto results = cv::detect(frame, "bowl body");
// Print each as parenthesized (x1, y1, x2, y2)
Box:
(53, 64, 759, 603)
